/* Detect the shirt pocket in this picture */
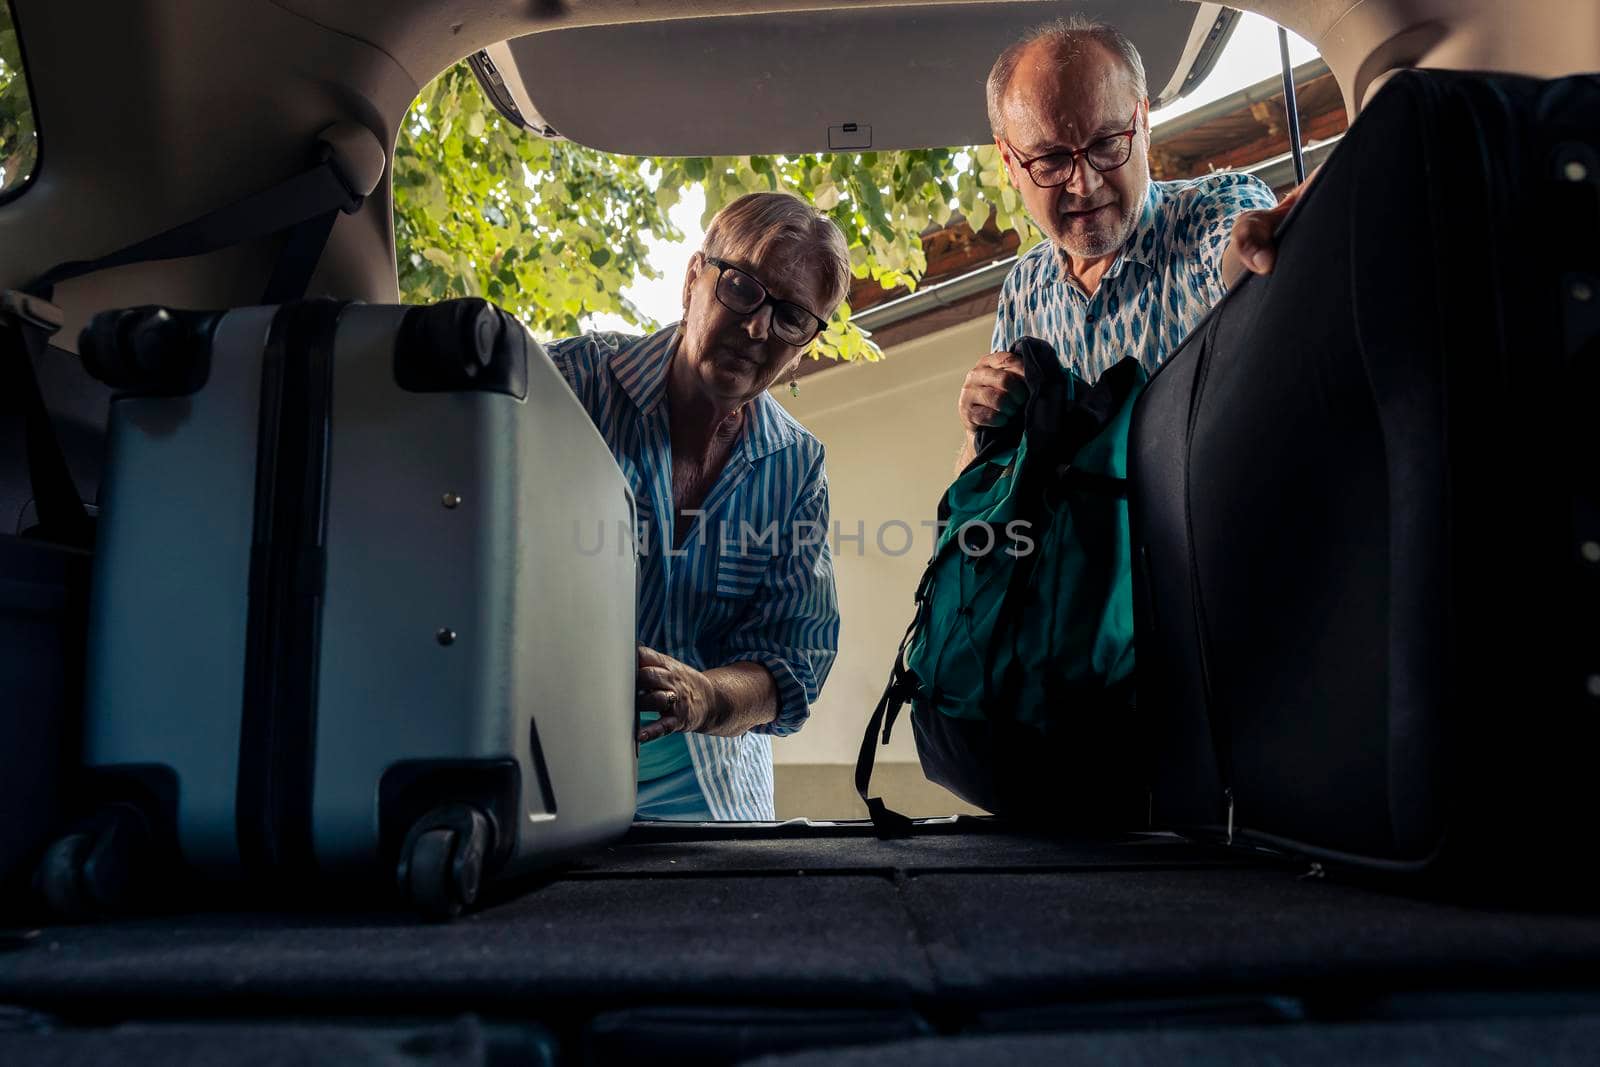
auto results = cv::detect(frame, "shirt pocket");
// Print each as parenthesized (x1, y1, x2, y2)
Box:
(715, 542, 775, 600)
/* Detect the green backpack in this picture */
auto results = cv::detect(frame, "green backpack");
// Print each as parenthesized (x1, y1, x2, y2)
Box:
(856, 339, 1148, 832)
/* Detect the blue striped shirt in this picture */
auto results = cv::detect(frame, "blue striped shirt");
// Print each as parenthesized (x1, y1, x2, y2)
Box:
(546, 325, 841, 820)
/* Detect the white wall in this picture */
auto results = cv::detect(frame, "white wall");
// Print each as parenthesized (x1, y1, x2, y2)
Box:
(768, 315, 994, 816)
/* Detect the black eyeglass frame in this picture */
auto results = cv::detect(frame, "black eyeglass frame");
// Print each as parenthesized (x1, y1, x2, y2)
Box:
(703, 256, 829, 347)
(1004, 100, 1145, 189)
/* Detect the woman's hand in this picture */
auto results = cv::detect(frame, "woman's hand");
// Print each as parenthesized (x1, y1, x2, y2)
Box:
(636, 645, 726, 742)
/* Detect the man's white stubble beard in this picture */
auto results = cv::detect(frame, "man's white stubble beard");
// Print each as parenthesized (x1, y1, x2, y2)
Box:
(1060, 219, 1131, 260)
(1056, 166, 1149, 262)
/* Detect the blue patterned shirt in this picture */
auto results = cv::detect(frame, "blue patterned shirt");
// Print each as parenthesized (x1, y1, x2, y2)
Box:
(991, 174, 1277, 380)
(547, 325, 841, 821)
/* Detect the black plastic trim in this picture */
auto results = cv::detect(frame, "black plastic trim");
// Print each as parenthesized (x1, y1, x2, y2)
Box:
(467, 50, 528, 131)
(1173, 8, 1240, 105)
(527, 715, 558, 816)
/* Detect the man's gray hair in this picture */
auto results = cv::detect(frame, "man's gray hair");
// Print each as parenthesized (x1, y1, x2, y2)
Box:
(702, 192, 852, 318)
(985, 15, 1149, 139)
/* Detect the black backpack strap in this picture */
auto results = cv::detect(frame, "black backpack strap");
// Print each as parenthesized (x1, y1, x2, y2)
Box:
(855, 588, 928, 839)
(1056, 467, 1129, 497)
(1043, 358, 1147, 500)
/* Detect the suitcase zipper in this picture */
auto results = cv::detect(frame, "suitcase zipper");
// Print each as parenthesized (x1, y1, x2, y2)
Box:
(237, 300, 346, 880)
(238, 316, 288, 874)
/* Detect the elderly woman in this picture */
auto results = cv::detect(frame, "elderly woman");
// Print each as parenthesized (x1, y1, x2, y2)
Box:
(547, 192, 847, 821)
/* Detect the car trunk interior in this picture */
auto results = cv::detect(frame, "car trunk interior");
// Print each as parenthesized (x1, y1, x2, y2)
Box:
(4, 0, 1600, 1062)
(8, 824, 1600, 1063)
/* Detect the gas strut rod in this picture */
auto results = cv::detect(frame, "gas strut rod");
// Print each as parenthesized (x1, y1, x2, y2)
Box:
(1278, 26, 1307, 185)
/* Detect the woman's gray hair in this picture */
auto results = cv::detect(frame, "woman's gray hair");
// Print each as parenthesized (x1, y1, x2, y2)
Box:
(701, 192, 852, 318)
(985, 15, 1148, 139)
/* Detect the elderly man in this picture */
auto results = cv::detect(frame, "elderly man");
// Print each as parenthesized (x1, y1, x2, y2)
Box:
(957, 16, 1296, 468)
(547, 192, 845, 821)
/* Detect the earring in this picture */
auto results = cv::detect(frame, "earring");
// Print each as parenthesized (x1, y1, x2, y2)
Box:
(789, 376, 800, 398)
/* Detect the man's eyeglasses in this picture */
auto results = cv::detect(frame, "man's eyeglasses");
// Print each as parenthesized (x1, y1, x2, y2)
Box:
(704, 257, 828, 347)
(1005, 101, 1144, 189)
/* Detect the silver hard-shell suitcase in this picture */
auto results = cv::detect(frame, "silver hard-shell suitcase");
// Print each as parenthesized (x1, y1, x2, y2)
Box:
(39, 298, 637, 919)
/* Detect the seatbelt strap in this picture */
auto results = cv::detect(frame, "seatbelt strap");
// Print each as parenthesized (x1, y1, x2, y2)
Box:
(1, 136, 374, 548)
(0, 295, 92, 548)
(262, 205, 342, 305)
(27, 154, 363, 301)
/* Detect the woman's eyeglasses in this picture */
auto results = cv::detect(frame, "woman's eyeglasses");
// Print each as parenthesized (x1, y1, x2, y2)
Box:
(704, 257, 828, 347)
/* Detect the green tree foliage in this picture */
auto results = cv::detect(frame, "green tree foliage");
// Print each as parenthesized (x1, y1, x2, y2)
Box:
(394, 64, 1037, 361)
(0, 6, 39, 197)
(394, 67, 676, 340)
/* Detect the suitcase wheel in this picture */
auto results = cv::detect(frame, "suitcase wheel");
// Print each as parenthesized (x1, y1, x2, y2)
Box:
(35, 803, 152, 922)
(396, 804, 494, 922)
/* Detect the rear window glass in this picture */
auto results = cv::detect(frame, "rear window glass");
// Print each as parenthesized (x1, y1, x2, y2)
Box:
(0, 0, 39, 201)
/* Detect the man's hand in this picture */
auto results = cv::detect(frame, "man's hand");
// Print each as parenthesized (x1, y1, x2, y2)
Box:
(958, 350, 1028, 435)
(955, 349, 1028, 472)
(1221, 164, 1322, 288)
(636, 645, 723, 742)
